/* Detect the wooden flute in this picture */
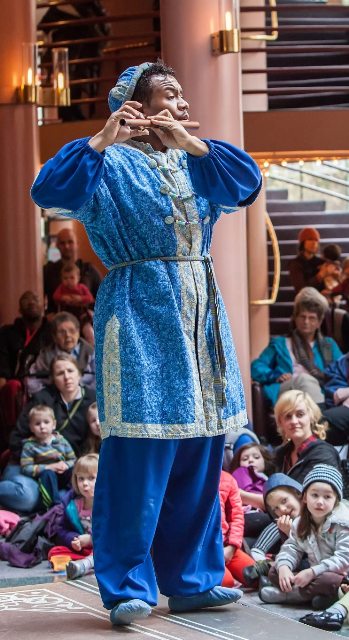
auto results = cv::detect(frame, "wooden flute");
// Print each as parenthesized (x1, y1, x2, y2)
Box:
(119, 118, 200, 129)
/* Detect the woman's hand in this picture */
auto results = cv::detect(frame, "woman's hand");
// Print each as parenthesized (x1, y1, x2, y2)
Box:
(293, 568, 314, 588)
(276, 515, 293, 536)
(278, 565, 295, 592)
(89, 102, 149, 152)
(277, 373, 293, 382)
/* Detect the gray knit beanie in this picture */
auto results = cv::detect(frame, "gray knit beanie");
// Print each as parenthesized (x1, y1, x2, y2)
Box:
(302, 464, 343, 500)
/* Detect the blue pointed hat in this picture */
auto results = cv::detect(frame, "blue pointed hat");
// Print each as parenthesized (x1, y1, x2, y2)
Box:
(108, 62, 152, 113)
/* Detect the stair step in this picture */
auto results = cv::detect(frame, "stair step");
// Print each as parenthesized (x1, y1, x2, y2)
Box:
(266, 189, 289, 200)
(272, 224, 349, 241)
(273, 286, 295, 302)
(269, 271, 292, 288)
(269, 77, 349, 88)
(269, 93, 349, 108)
(268, 212, 349, 227)
(270, 302, 294, 318)
(270, 318, 291, 336)
(267, 199, 326, 213)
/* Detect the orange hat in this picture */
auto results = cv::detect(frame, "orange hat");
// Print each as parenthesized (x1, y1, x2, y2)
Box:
(298, 227, 320, 243)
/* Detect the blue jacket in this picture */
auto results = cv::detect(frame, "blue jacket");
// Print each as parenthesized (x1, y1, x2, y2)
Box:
(324, 353, 349, 407)
(251, 336, 342, 406)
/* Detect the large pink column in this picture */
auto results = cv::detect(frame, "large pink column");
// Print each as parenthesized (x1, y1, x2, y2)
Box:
(0, 0, 42, 324)
(161, 0, 253, 412)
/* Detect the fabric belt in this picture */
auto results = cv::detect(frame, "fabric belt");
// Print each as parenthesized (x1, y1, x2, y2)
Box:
(109, 255, 227, 409)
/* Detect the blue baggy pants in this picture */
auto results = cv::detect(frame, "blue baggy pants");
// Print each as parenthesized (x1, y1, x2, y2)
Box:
(92, 434, 225, 609)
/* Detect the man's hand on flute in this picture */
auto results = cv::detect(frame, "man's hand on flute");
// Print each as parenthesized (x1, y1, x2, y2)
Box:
(89, 101, 150, 153)
(149, 110, 208, 157)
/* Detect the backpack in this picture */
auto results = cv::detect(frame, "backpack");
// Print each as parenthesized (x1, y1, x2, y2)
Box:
(5, 515, 47, 553)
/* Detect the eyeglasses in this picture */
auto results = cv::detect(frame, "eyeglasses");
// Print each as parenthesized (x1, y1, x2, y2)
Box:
(56, 328, 78, 336)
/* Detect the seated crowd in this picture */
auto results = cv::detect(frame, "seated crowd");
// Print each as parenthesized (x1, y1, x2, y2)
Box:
(1, 226, 349, 632)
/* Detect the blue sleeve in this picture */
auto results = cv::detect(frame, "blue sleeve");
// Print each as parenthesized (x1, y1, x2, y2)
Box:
(251, 339, 288, 384)
(324, 355, 349, 406)
(31, 137, 105, 215)
(187, 139, 262, 208)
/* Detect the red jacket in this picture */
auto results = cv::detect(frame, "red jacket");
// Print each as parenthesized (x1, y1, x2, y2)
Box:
(219, 471, 244, 549)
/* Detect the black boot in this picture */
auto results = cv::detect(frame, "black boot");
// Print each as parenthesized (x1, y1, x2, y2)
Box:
(243, 560, 272, 587)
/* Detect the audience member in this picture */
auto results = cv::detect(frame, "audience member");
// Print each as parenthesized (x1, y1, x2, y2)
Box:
(260, 465, 349, 611)
(330, 257, 349, 309)
(83, 402, 101, 454)
(20, 404, 76, 508)
(27, 312, 95, 395)
(48, 453, 98, 580)
(80, 310, 95, 347)
(219, 470, 255, 588)
(322, 352, 349, 445)
(288, 228, 325, 293)
(244, 474, 303, 585)
(0, 291, 51, 446)
(320, 244, 342, 294)
(230, 443, 275, 546)
(251, 287, 342, 407)
(273, 390, 340, 482)
(0, 354, 95, 514)
(44, 228, 101, 313)
(53, 262, 94, 317)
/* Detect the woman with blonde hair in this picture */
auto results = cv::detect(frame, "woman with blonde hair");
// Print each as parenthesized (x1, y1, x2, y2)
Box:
(273, 390, 340, 484)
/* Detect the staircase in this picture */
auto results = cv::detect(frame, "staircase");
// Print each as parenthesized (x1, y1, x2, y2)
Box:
(266, 188, 349, 335)
(264, 0, 349, 109)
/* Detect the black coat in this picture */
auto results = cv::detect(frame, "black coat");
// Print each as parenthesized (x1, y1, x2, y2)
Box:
(10, 384, 96, 460)
(0, 317, 51, 379)
(274, 438, 341, 484)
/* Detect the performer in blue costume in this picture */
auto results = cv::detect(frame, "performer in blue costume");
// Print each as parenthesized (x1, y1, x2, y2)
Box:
(31, 61, 262, 626)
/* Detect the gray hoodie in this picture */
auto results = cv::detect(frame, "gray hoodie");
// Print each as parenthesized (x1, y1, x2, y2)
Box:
(275, 501, 349, 576)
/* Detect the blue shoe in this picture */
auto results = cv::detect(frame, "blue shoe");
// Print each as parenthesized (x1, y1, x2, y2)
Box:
(110, 599, 152, 626)
(168, 586, 243, 613)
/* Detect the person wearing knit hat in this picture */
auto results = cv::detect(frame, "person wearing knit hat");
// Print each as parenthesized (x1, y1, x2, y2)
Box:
(260, 461, 349, 610)
(31, 61, 262, 626)
(289, 224, 327, 294)
(302, 464, 343, 500)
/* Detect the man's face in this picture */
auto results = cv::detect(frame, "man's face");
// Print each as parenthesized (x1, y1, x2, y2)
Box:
(54, 320, 80, 351)
(303, 239, 318, 255)
(295, 310, 321, 339)
(57, 230, 77, 261)
(142, 75, 189, 121)
(19, 292, 42, 321)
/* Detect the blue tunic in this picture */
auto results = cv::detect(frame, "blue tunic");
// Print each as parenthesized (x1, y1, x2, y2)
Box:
(31, 137, 262, 440)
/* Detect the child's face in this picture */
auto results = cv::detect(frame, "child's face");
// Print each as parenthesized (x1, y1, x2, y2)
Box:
(30, 411, 56, 442)
(239, 446, 265, 473)
(304, 482, 337, 523)
(88, 408, 101, 437)
(76, 471, 97, 500)
(62, 271, 79, 289)
(267, 488, 301, 519)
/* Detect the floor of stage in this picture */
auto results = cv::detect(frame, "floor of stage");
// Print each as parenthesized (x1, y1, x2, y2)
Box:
(1, 565, 348, 639)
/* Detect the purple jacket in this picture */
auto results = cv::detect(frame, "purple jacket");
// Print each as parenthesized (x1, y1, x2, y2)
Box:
(231, 465, 267, 494)
(54, 489, 90, 549)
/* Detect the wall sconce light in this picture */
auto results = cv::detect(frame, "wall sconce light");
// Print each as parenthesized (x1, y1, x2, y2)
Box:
(16, 45, 71, 107)
(211, 0, 240, 55)
(16, 43, 39, 104)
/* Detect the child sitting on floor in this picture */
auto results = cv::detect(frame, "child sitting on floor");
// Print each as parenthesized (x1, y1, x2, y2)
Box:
(20, 404, 76, 508)
(243, 474, 303, 586)
(48, 453, 98, 580)
(230, 443, 275, 549)
(260, 464, 349, 613)
(219, 470, 256, 588)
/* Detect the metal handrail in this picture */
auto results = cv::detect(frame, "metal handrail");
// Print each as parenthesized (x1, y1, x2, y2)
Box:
(276, 164, 349, 188)
(268, 173, 349, 202)
(250, 212, 281, 305)
(242, 0, 279, 41)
